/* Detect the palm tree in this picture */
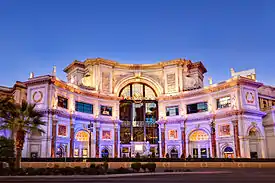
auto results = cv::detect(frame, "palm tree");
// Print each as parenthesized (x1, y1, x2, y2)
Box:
(0, 98, 45, 168)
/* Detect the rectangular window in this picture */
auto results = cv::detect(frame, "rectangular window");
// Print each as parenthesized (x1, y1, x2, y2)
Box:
(75, 101, 93, 114)
(100, 105, 112, 116)
(102, 130, 111, 140)
(166, 106, 179, 116)
(168, 129, 178, 140)
(217, 96, 231, 109)
(187, 102, 208, 114)
(58, 125, 67, 136)
(57, 96, 68, 109)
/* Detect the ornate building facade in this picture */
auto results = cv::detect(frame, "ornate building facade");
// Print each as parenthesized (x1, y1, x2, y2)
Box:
(1, 58, 275, 158)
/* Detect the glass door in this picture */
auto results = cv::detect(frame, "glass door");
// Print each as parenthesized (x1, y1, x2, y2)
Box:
(193, 148, 198, 158)
(201, 148, 207, 158)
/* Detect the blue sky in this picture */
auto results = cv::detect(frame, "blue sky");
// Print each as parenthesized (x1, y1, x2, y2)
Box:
(0, 0, 274, 87)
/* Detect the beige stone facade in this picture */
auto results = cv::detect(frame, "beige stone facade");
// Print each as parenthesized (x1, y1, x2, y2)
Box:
(0, 57, 275, 159)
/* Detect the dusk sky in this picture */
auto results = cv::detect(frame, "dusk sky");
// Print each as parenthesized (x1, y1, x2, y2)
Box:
(0, 0, 274, 87)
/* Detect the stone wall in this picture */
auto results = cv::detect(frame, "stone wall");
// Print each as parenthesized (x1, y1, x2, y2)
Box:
(21, 162, 275, 169)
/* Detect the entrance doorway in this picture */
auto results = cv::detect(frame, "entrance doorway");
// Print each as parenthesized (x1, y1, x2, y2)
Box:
(248, 127, 262, 158)
(189, 130, 210, 158)
(74, 131, 91, 158)
(170, 148, 178, 158)
(119, 83, 159, 156)
(101, 148, 109, 158)
(223, 146, 234, 158)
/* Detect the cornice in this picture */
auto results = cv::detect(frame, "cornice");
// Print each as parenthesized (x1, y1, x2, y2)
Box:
(156, 109, 266, 124)
(39, 109, 122, 124)
(52, 78, 121, 101)
(157, 117, 186, 125)
(25, 75, 53, 86)
(63, 60, 85, 73)
(63, 57, 206, 71)
(157, 76, 263, 101)
(190, 61, 207, 73)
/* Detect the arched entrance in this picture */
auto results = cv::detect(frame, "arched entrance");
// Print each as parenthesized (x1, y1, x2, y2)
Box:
(74, 130, 94, 158)
(189, 130, 210, 158)
(119, 83, 159, 157)
(223, 146, 234, 158)
(101, 148, 109, 158)
(248, 127, 263, 158)
(170, 148, 178, 158)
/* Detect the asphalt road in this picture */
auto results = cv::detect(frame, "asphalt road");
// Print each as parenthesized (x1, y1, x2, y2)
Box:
(1, 169, 275, 183)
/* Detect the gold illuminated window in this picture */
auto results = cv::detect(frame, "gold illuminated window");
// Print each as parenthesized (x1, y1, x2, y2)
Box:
(189, 130, 209, 141)
(120, 85, 131, 98)
(75, 131, 89, 141)
(119, 83, 156, 100)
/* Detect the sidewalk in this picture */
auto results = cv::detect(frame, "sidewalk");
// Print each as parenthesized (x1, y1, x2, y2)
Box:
(0, 170, 232, 179)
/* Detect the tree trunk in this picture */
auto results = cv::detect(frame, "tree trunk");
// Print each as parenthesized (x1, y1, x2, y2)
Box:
(15, 130, 25, 169)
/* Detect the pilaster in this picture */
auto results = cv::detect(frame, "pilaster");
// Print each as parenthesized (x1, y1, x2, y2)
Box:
(51, 117, 57, 157)
(233, 119, 241, 157)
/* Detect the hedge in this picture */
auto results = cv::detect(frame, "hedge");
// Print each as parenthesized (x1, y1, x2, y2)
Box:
(2, 158, 275, 162)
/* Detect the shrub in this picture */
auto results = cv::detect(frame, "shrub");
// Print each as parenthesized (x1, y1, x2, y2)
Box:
(0, 168, 10, 176)
(65, 167, 74, 175)
(114, 167, 133, 174)
(147, 162, 156, 172)
(103, 161, 109, 171)
(89, 163, 95, 168)
(74, 166, 82, 174)
(95, 165, 105, 175)
(135, 153, 141, 159)
(131, 162, 141, 172)
(141, 163, 147, 172)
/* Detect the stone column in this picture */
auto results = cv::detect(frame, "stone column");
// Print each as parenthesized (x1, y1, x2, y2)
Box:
(233, 120, 241, 158)
(259, 138, 266, 158)
(210, 121, 217, 158)
(95, 123, 100, 158)
(69, 116, 74, 157)
(114, 123, 119, 158)
(161, 123, 166, 157)
(117, 125, 121, 158)
(51, 118, 57, 158)
(181, 127, 186, 158)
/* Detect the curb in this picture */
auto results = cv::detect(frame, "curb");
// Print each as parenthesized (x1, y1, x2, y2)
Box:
(0, 171, 232, 179)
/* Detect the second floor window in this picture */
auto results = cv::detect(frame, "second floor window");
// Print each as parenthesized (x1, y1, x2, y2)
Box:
(166, 106, 179, 116)
(57, 96, 68, 109)
(187, 102, 208, 114)
(217, 96, 231, 109)
(75, 102, 93, 114)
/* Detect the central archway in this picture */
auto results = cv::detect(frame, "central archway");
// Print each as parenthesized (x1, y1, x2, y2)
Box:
(188, 130, 210, 158)
(74, 130, 94, 158)
(248, 126, 264, 158)
(119, 83, 159, 157)
(114, 76, 163, 97)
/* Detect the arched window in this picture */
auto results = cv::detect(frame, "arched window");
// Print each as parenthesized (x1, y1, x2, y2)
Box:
(189, 130, 209, 141)
(119, 83, 156, 100)
(224, 147, 233, 153)
(119, 83, 159, 147)
(249, 127, 258, 137)
(75, 131, 89, 141)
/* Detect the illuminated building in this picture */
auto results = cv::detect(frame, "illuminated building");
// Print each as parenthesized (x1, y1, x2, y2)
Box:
(0, 58, 275, 158)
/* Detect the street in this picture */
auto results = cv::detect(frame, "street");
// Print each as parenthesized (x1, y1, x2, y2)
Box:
(0, 169, 275, 183)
